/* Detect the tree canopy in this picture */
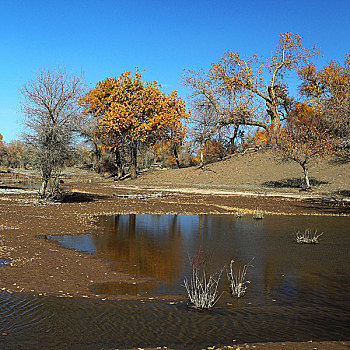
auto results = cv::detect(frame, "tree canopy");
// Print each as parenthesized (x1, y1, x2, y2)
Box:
(21, 67, 85, 198)
(272, 102, 336, 188)
(81, 69, 189, 178)
(183, 32, 319, 146)
(298, 55, 350, 143)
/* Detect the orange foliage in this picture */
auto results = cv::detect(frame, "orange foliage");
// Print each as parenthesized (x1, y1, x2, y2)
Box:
(81, 69, 189, 152)
(298, 57, 350, 107)
(4, 140, 26, 168)
(152, 140, 170, 162)
(254, 130, 269, 145)
(289, 102, 317, 125)
(297, 54, 350, 140)
(272, 100, 335, 188)
(184, 32, 318, 136)
(152, 140, 168, 157)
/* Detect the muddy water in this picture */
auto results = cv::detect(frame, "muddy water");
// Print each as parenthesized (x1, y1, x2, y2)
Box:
(49, 214, 350, 299)
(1, 214, 350, 349)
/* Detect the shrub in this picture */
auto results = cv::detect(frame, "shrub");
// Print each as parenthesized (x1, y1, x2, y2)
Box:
(226, 259, 252, 298)
(183, 248, 223, 310)
(234, 210, 245, 218)
(296, 229, 323, 244)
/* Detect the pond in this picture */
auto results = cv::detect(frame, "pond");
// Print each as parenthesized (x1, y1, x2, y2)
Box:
(0, 259, 11, 267)
(48, 214, 350, 299)
(1, 214, 350, 349)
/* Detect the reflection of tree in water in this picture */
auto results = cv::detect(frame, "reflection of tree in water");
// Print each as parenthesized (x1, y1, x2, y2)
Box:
(90, 214, 349, 302)
(95, 214, 184, 287)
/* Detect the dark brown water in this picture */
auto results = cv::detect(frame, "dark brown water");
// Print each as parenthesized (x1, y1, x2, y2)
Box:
(1, 214, 349, 349)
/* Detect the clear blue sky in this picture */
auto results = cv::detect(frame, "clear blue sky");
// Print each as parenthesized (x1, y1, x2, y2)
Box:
(1, 0, 349, 142)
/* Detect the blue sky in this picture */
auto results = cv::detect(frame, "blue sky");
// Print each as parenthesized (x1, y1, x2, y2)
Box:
(1, 0, 349, 142)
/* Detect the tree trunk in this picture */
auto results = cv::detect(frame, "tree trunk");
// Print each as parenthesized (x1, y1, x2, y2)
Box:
(267, 87, 281, 135)
(93, 140, 102, 173)
(46, 176, 61, 199)
(229, 125, 240, 153)
(130, 145, 137, 179)
(115, 150, 123, 179)
(199, 149, 204, 168)
(173, 146, 180, 168)
(270, 114, 281, 134)
(39, 178, 48, 198)
(301, 163, 310, 189)
(117, 167, 123, 179)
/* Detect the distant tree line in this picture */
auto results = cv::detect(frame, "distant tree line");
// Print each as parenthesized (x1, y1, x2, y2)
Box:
(0, 32, 349, 198)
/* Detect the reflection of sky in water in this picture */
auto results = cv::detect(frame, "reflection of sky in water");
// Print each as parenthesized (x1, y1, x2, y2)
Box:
(0, 259, 12, 267)
(47, 234, 96, 254)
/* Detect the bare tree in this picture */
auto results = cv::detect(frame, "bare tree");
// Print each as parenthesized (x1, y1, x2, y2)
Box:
(77, 113, 105, 172)
(20, 67, 85, 199)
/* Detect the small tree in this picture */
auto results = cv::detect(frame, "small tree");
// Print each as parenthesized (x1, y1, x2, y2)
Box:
(20, 67, 85, 198)
(0, 134, 6, 164)
(272, 103, 335, 189)
(3, 140, 25, 168)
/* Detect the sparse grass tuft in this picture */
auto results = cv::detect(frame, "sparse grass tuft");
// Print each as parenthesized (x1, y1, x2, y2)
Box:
(184, 268, 223, 310)
(234, 210, 245, 218)
(296, 229, 323, 244)
(183, 248, 223, 310)
(226, 259, 253, 298)
(252, 208, 264, 219)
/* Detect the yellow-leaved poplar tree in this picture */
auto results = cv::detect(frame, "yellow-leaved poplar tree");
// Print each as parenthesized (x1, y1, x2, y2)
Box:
(298, 54, 350, 144)
(184, 32, 318, 145)
(81, 69, 189, 178)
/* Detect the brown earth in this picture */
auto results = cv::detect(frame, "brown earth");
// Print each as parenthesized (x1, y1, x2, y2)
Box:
(0, 149, 349, 349)
(131, 149, 350, 198)
(131, 342, 350, 350)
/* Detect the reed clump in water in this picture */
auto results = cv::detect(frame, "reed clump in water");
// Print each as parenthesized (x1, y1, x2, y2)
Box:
(296, 229, 323, 244)
(226, 259, 253, 298)
(252, 208, 264, 220)
(183, 248, 223, 310)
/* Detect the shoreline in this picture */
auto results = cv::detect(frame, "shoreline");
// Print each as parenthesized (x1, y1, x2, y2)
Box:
(1, 175, 350, 349)
(1, 177, 350, 298)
